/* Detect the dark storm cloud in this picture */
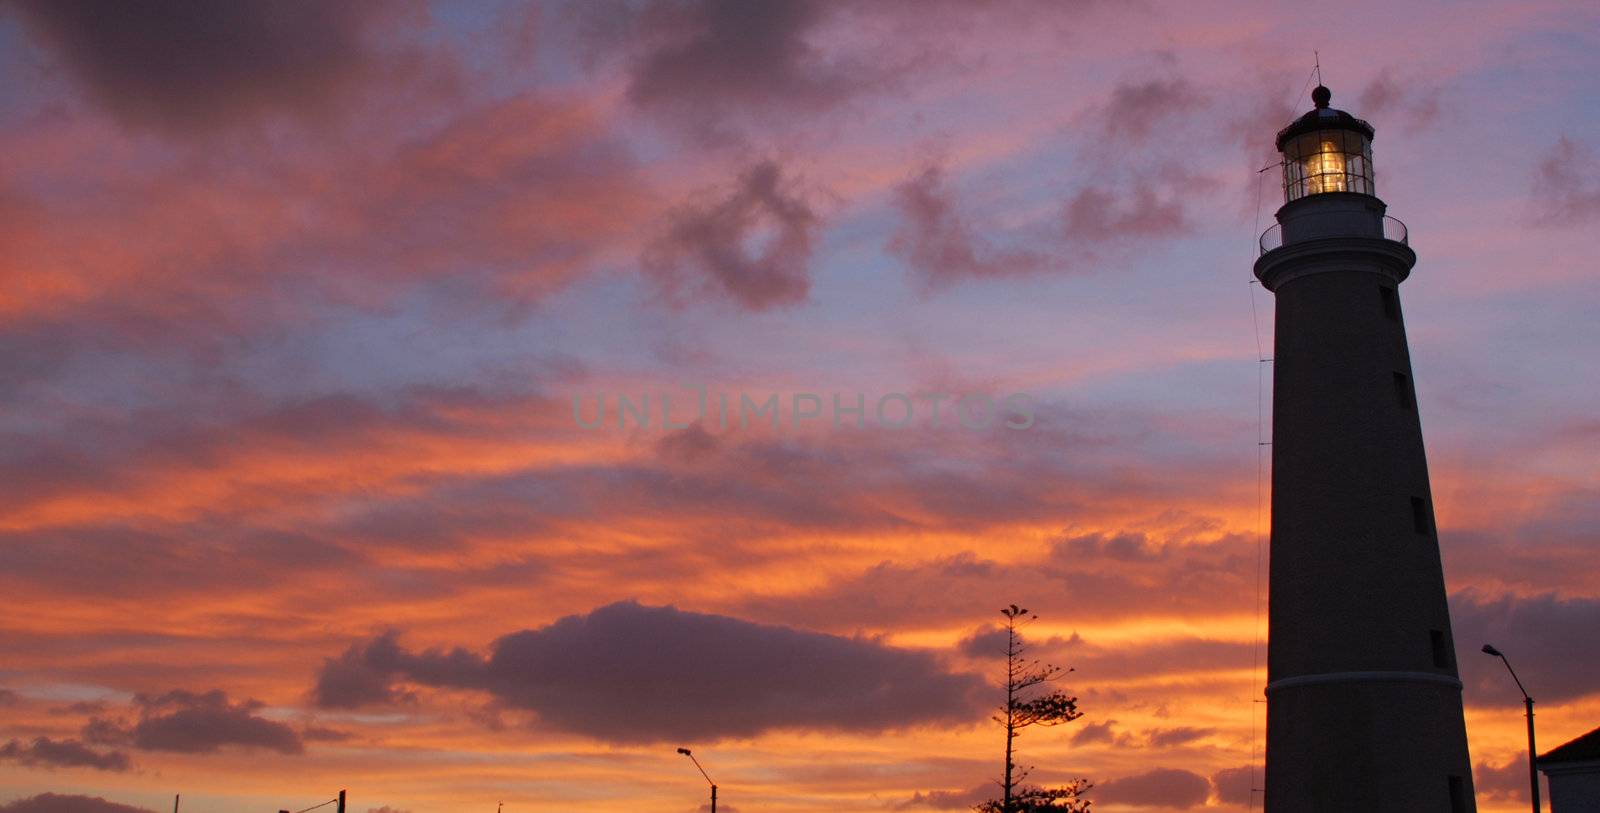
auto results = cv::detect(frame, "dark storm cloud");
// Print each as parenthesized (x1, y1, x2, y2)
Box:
(1532, 137, 1600, 224)
(314, 601, 985, 742)
(889, 162, 1051, 286)
(1451, 589, 1600, 705)
(87, 689, 304, 755)
(645, 160, 819, 310)
(0, 737, 132, 772)
(1094, 767, 1211, 808)
(6, 0, 411, 132)
(0, 795, 156, 813)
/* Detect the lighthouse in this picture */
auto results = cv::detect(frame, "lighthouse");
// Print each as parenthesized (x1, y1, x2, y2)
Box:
(1256, 86, 1476, 812)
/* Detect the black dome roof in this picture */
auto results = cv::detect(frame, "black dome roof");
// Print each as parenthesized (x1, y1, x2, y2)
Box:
(1275, 85, 1375, 151)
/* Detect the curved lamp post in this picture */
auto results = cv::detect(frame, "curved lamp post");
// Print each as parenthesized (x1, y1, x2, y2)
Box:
(1482, 644, 1540, 813)
(677, 747, 716, 812)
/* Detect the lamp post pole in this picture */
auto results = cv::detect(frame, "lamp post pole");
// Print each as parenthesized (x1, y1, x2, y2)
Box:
(677, 747, 717, 813)
(1483, 644, 1540, 813)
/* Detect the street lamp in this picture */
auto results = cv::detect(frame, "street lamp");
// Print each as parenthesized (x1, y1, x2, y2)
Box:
(1482, 644, 1540, 813)
(676, 747, 717, 813)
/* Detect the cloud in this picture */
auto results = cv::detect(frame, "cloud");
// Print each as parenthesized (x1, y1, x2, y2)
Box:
(0, 688, 17, 705)
(893, 784, 990, 810)
(6, 0, 426, 133)
(301, 725, 354, 743)
(313, 630, 480, 709)
(314, 601, 984, 742)
(1094, 767, 1210, 808)
(1209, 765, 1258, 808)
(888, 162, 1051, 286)
(0, 795, 156, 813)
(1532, 137, 1600, 225)
(0, 737, 132, 772)
(0, 93, 647, 401)
(1063, 178, 1192, 244)
(1356, 70, 1439, 131)
(596, 0, 876, 136)
(1057, 532, 1163, 562)
(956, 624, 1010, 659)
(1143, 726, 1212, 748)
(1474, 756, 1537, 803)
(1103, 78, 1202, 141)
(50, 701, 108, 716)
(1070, 719, 1131, 747)
(1451, 590, 1600, 705)
(645, 160, 819, 310)
(87, 689, 304, 755)
(656, 421, 721, 463)
(741, 529, 1259, 634)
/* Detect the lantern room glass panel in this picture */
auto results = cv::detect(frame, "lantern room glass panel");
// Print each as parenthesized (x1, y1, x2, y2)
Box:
(1282, 129, 1375, 202)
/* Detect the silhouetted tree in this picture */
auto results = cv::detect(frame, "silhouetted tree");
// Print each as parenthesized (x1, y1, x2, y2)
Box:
(978, 605, 1092, 813)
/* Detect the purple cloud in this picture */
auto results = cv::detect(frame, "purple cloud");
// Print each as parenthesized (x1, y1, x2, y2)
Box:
(315, 601, 985, 742)
(889, 162, 1051, 286)
(1063, 179, 1191, 244)
(7, 0, 424, 132)
(893, 784, 990, 810)
(645, 161, 819, 310)
(596, 0, 877, 136)
(0, 737, 132, 772)
(0, 795, 155, 813)
(1209, 765, 1258, 807)
(1532, 137, 1600, 224)
(1144, 726, 1213, 748)
(1451, 590, 1600, 705)
(87, 689, 304, 755)
(1104, 78, 1203, 141)
(1094, 767, 1210, 808)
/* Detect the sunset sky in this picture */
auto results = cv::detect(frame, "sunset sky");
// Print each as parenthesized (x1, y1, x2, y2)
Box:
(1, 1, 1598, 811)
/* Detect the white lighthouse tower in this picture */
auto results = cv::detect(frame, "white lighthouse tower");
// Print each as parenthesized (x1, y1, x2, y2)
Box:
(1256, 85, 1476, 812)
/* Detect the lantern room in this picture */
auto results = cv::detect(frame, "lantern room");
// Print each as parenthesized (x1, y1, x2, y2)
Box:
(1276, 85, 1375, 202)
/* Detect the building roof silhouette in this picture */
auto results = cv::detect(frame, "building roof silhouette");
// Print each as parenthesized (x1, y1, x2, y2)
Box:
(1541, 725, 1600, 765)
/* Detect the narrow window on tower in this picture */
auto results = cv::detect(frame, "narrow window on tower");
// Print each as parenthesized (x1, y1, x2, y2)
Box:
(1380, 286, 1399, 320)
(1430, 629, 1451, 668)
(1393, 372, 1414, 410)
(1448, 775, 1468, 813)
(1411, 496, 1431, 535)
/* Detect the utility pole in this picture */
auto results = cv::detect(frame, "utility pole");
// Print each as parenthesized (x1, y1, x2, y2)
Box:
(337, 790, 346, 813)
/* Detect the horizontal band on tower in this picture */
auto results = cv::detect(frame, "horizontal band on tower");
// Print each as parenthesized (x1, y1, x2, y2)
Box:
(1265, 670, 1463, 694)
